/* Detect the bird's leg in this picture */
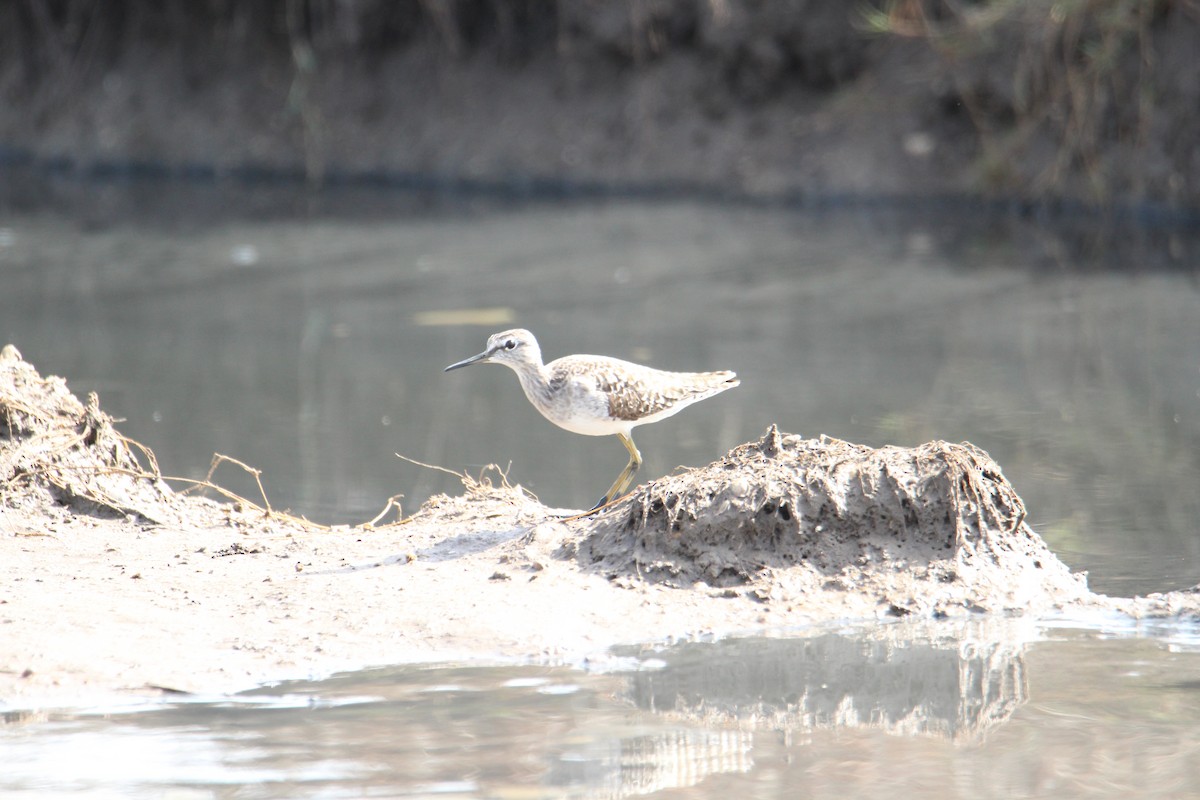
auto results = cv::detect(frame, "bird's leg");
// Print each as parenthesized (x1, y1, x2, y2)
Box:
(593, 432, 642, 510)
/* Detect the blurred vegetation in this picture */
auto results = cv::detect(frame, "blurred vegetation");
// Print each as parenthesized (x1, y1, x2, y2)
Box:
(865, 0, 1200, 202)
(1, 0, 1197, 206)
(1, 1, 571, 67)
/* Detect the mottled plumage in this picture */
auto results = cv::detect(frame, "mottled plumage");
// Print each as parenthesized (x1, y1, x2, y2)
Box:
(445, 328, 739, 509)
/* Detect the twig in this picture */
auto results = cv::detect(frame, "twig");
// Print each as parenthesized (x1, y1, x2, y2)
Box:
(203, 453, 273, 515)
(394, 451, 468, 480)
(365, 495, 406, 528)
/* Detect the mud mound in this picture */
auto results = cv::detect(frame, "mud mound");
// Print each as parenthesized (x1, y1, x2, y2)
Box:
(575, 426, 1091, 616)
(0, 345, 309, 532)
(0, 345, 177, 521)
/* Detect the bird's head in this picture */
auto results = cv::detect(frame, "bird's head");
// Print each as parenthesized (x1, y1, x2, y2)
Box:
(444, 328, 542, 373)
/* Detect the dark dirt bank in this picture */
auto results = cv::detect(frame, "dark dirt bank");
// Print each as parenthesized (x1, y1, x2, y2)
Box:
(2, 1, 1198, 214)
(3, 345, 1198, 705)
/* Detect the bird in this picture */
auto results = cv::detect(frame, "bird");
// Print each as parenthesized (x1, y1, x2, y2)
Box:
(444, 328, 739, 510)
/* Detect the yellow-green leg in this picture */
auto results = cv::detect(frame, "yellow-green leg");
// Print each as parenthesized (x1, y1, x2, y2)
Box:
(593, 432, 642, 510)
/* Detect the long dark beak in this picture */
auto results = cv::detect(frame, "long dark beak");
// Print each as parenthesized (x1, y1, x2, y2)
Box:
(444, 350, 490, 372)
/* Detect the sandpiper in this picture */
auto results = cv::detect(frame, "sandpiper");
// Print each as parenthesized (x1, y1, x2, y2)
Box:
(445, 329, 739, 509)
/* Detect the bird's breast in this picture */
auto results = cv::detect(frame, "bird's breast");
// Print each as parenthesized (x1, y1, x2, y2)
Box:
(520, 369, 628, 437)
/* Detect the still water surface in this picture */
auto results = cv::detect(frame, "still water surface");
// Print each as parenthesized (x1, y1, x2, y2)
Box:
(2, 180, 1199, 796)
(4, 622, 1200, 798)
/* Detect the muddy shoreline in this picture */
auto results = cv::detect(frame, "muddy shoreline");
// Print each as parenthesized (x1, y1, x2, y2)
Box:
(2, 345, 1197, 709)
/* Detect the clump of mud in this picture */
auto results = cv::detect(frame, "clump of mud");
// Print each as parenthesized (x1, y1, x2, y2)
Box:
(574, 426, 1093, 616)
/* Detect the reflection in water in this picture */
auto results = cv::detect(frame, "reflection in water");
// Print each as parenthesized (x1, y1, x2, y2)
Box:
(548, 729, 754, 799)
(622, 626, 1027, 742)
(0, 625, 1031, 798)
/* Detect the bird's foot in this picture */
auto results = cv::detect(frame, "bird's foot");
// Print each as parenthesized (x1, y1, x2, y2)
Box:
(552, 495, 617, 522)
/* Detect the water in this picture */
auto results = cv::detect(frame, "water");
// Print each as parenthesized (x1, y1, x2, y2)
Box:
(4, 622, 1200, 798)
(2, 177, 1200, 796)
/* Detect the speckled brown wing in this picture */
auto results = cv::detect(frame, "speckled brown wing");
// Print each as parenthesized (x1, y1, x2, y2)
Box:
(594, 363, 738, 422)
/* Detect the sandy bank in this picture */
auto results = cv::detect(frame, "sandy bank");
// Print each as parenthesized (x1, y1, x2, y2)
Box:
(1, 345, 1197, 709)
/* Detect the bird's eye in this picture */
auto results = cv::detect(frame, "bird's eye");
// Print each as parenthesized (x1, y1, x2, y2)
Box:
(504, 340, 517, 350)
